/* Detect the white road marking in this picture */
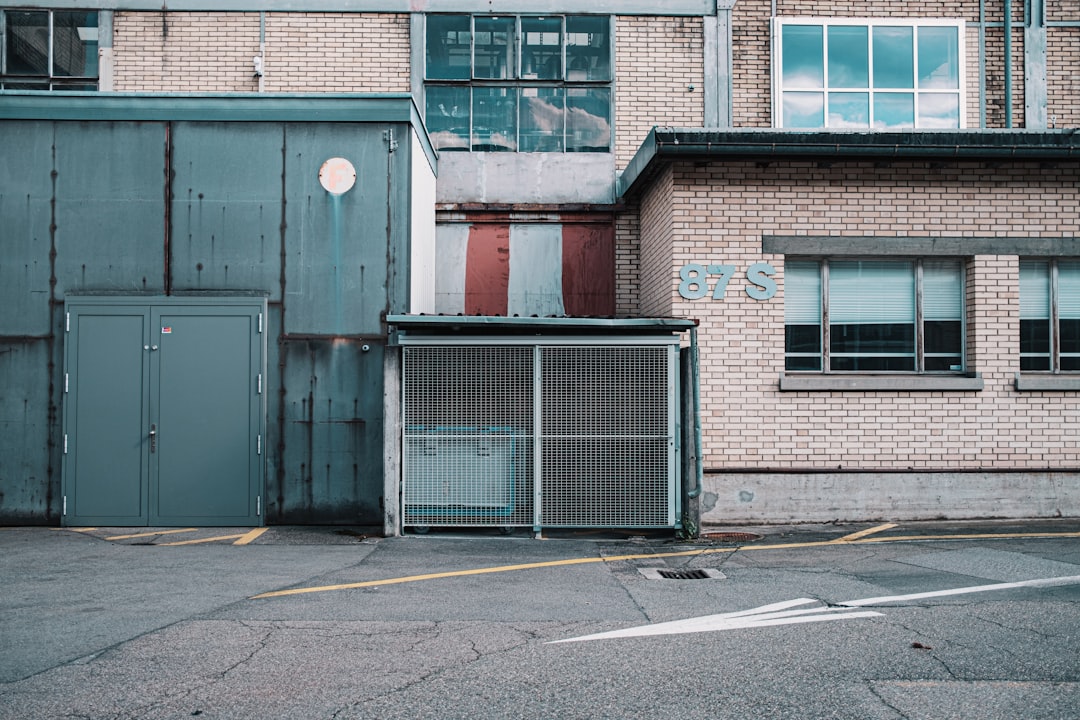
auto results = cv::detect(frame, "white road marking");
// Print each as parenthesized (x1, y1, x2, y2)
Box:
(551, 575, 1080, 644)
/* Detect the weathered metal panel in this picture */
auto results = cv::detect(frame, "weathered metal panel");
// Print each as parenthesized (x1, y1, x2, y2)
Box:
(0, 339, 53, 523)
(170, 122, 284, 298)
(562, 224, 615, 316)
(433, 224, 470, 314)
(0, 122, 53, 336)
(436, 152, 616, 205)
(508, 224, 566, 316)
(283, 123, 392, 336)
(465, 224, 511, 315)
(53, 121, 168, 296)
(279, 338, 384, 524)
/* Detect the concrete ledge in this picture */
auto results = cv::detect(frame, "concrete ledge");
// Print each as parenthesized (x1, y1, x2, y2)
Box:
(779, 372, 983, 392)
(1015, 373, 1080, 391)
(700, 471, 1080, 524)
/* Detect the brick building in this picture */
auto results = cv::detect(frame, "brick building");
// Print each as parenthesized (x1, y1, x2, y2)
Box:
(1, 0, 1078, 530)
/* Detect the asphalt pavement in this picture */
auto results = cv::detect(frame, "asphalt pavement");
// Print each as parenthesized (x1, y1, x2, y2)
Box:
(2, 519, 1079, 719)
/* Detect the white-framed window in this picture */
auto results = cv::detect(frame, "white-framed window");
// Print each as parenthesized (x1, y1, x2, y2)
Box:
(424, 14, 611, 153)
(785, 259, 965, 372)
(772, 18, 965, 129)
(1, 10, 98, 90)
(1020, 260, 1080, 372)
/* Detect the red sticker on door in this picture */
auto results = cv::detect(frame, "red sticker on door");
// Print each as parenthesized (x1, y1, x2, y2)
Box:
(162, 327, 172, 334)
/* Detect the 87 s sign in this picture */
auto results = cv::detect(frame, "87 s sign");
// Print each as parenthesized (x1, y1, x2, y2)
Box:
(678, 262, 777, 301)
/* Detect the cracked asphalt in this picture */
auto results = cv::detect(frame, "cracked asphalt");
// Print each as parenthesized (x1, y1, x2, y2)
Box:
(1, 520, 1079, 720)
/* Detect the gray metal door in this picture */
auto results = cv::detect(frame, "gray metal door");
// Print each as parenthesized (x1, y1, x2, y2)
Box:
(63, 298, 265, 527)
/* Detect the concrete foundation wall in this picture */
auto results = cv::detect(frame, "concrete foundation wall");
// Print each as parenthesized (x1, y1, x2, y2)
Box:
(702, 471, 1080, 524)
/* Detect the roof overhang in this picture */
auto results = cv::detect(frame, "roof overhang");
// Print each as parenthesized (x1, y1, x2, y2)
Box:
(0, 91, 438, 171)
(619, 127, 1080, 200)
(387, 314, 696, 344)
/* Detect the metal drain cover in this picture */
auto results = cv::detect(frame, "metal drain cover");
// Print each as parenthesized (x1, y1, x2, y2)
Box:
(701, 531, 762, 542)
(638, 567, 726, 581)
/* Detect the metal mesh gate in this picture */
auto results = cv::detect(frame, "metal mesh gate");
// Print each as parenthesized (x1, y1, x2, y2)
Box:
(401, 340, 678, 530)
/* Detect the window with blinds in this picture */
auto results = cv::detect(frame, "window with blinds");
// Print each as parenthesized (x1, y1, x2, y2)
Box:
(1020, 259, 1080, 372)
(784, 258, 964, 372)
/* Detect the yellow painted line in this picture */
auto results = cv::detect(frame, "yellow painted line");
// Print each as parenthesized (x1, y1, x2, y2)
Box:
(233, 528, 269, 545)
(160, 533, 249, 546)
(105, 528, 198, 541)
(848, 531, 1080, 544)
(250, 528, 1080, 601)
(834, 523, 898, 543)
(53, 527, 99, 533)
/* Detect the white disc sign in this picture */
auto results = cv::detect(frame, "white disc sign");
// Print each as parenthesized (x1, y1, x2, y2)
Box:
(318, 157, 357, 195)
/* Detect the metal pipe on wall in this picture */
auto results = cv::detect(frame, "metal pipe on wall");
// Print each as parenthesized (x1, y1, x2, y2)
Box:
(1004, 0, 1013, 127)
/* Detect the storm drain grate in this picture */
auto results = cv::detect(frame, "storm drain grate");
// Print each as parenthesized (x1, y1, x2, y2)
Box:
(638, 567, 726, 581)
(701, 531, 763, 543)
(658, 569, 711, 580)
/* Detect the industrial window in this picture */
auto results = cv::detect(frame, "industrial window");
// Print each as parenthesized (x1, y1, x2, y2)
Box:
(1, 10, 98, 90)
(785, 259, 964, 372)
(1020, 260, 1080, 372)
(772, 18, 964, 129)
(424, 14, 611, 153)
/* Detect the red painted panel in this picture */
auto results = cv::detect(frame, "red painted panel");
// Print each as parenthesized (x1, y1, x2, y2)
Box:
(465, 224, 510, 315)
(562, 224, 615, 316)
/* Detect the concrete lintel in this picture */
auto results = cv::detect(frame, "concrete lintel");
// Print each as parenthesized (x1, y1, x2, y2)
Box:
(763, 236, 1080, 257)
(1015, 373, 1080, 391)
(779, 373, 984, 392)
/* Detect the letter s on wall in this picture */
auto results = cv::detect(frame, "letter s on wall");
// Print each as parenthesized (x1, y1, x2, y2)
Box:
(745, 262, 777, 300)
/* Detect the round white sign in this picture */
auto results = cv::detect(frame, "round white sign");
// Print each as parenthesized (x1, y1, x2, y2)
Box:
(318, 157, 357, 195)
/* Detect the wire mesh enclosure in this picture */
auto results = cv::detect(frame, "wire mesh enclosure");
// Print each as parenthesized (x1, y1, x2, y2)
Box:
(401, 339, 678, 531)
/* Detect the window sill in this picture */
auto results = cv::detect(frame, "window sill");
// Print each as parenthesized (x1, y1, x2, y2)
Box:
(1015, 373, 1080, 391)
(779, 372, 983, 392)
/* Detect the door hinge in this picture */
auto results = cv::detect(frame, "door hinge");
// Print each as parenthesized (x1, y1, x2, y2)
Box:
(65, 312, 70, 332)
(257, 434, 262, 455)
(258, 313, 263, 333)
(63, 495, 67, 516)
(63, 434, 68, 454)
(64, 373, 69, 393)
(257, 495, 261, 516)
(257, 373, 262, 394)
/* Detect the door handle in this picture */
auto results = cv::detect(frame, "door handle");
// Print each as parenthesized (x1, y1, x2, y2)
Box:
(149, 424, 157, 453)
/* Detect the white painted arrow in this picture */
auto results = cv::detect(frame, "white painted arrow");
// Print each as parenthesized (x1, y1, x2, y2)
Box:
(550, 574, 1080, 644)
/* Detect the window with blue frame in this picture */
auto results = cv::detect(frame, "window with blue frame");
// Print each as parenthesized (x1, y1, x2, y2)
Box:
(1020, 260, 1080, 372)
(425, 14, 611, 153)
(1, 10, 98, 90)
(773, 18, 964, 129)
(785, 259, 965, 372)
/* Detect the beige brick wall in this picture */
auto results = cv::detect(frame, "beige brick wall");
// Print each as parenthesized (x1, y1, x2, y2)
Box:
(113, 12, 262, 92)
(1048, 28, 1080, 127)
(113, 12, 409, 93)
(634, 160, 1080, 471)
(263, 13, 409, 92)
(636, 165, 676, 319)
(615, 16, 705, 169)
(615, 209, 642, 317)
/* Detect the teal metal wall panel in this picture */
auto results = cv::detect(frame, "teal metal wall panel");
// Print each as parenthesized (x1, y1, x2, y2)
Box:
(53, 122, 167, 296)
(283, 123, 391, 336)
(0, 123, 53, 336)
(170, 123, 284, 298)
(0, 340, 53, 522)
(278, 338, 384, 523)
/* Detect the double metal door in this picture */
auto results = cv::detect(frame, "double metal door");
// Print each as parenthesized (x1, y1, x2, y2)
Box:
(62, 298, 266, 526)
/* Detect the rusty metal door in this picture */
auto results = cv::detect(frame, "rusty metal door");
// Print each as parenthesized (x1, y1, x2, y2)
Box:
(63, 298, 266, 527)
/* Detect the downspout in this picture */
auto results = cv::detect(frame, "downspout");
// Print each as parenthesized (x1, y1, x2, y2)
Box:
(1004, 0, 1013, 127)
(686, 324, 704, 500)
(979, 0, 987, 127)
(257, 11, 265, 93)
